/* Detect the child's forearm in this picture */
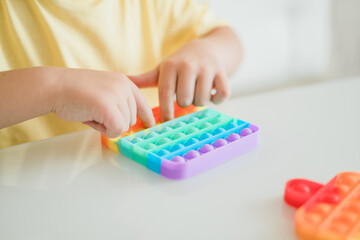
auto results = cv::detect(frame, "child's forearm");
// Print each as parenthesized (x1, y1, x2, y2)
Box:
(0, 67, 155, 137)
(0, 67, 56, 128)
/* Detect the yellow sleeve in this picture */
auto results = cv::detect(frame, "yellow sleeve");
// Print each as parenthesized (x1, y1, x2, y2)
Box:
(159, 0, 228, 58)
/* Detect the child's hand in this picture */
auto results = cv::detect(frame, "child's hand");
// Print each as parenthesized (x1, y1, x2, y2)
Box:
(129, 27, 241, 122)
(130, 39, 229, 121)
(51, 67, 155, 137)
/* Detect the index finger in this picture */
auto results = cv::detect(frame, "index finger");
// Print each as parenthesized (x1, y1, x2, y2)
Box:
(158, 62, 177, 121)
(129, 82, 155, 128)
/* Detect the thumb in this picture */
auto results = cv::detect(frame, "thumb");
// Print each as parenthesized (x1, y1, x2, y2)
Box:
(128, 68, 159, 88)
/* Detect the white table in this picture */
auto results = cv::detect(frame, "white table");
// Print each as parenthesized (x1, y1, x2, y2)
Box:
(1, 77, 359, 240)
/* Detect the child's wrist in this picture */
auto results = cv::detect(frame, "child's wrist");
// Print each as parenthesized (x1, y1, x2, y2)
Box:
(36, 66, 63, 114)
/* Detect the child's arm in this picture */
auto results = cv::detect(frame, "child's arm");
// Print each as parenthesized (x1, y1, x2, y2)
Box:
(129, 26, 242, 121)
(0, 67, 155, 137)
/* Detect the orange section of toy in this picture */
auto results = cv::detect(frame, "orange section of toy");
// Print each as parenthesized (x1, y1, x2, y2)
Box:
(294, 172, 360, 240)
(101, 102, 201, 152)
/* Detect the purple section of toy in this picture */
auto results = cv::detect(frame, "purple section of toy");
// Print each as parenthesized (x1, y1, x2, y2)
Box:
(160, 124, 259, 179)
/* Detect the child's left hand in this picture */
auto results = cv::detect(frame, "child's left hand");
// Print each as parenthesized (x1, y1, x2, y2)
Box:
(129, 27, 242, 122)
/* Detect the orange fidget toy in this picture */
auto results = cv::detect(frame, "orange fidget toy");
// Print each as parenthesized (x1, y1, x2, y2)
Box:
(284, 172, 360, 240)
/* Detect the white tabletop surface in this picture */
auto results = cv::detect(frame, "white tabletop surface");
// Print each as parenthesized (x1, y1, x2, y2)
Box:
(1, 77, 360, 240)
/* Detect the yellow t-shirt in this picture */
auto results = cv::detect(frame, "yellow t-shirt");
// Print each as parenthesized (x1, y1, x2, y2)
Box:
(0, 0, 226, 148)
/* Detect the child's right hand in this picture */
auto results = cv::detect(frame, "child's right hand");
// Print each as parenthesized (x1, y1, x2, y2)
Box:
(50, 67, 155, 138)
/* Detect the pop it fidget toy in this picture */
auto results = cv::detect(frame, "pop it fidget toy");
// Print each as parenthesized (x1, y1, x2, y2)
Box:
(284, 172, 360, 240)
(101, 102, 259, 179)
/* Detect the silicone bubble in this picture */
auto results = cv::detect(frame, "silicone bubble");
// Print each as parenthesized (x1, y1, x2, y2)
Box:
(198, 110, 211, 118)
(304, 213, 322, 225)
(225, 122, 237, 130)
(185, 138, 199, 146)
(335, 184, 351, 195)
(319, 192, 340, 204)
(293, 183, 311, 194)
(338, 174, 360, 186)
(199, 122, 212, 130)
(171, 156, 186, 163)
(213, 139, 228, 148)
(173, 122, 186, 129)
(144, 143, 156, 150)
(328, 223, 349, 235)
(158, 138, 172, 146)
(199, 133, 212, 141)
(354, 193, 360, 201)
(157, 149, 170, 156)
(345, 201, 360, 213)
(212, 128, 226, 135)
(211, 117, 222, 125)
(334, 212, 358, 225)
(131, 137, 143, 144)
(184, 150, 200, 160)
(312, 203, 332, 215)
(159, 126, 172, 134)
(171, 132, 186, 140)
(226, 133, 241, 142)
(186, 127, 198, 134)
(171, 143, 185, 152)
(240, 128, 253, 137)
(186, 117, 199, 123)
(144, 131, 158, 139)
(199, 144, 214, 153)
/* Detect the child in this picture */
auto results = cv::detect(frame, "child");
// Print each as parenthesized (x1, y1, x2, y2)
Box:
(0, 0, 242, 148)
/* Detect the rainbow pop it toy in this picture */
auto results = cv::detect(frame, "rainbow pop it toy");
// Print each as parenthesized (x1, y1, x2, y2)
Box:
(284, 172, 360, 240)
(102, 103, 259, 179)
